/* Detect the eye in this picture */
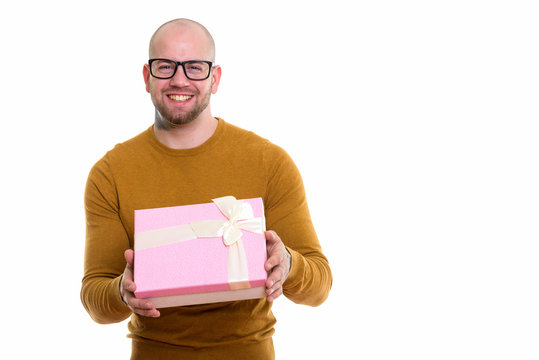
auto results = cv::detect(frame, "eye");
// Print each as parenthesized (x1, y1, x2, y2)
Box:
(152, 60, 176, 74)
(186, 63, 204, 72)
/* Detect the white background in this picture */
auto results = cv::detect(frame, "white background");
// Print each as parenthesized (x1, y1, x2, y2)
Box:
(1, 0, 538, 359)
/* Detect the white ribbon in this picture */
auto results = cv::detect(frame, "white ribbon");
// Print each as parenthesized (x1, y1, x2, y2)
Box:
(190, 196, 265, 290)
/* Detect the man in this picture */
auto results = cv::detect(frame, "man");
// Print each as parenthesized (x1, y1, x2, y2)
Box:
(81, 18, 332, 359)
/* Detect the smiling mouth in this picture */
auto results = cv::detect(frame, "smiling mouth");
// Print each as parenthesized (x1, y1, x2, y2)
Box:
(168, 94, 193, 102)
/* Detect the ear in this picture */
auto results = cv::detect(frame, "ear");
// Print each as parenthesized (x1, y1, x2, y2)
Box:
(210, 65, 222, 94)
(143, 64, 151, 93)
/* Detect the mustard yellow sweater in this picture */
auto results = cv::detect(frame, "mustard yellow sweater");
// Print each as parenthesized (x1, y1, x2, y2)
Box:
(81, 118, 332, 359)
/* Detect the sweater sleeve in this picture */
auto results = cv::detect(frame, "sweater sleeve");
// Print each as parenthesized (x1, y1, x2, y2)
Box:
(80, 156, 132, 324)
(263, 143, 332, 306)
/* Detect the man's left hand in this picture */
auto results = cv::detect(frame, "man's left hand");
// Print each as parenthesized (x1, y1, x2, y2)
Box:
(264, 230, 291, 302)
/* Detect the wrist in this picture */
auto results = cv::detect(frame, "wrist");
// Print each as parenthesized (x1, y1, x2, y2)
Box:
(118, 274, 128, 305)
(284, 247, 291, 282)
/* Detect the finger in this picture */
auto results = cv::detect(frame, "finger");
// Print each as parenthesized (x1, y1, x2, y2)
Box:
(266, 287, 283, 302)
(134, 308, 161, 317)
(265, 230, 277, 241)
(127, 296, 154, 310)
(128, 299, 153, 312)
(121, 264, 136, 294)
(265, 243, 285, 269)
(264, 230, 281, 248)
(122, 277, 136, 293)
(128, 298, 160, 317)
(266, 277, 282, 294)
(265, 251, 285, 271)
(264, 231, 287, 269)
(131, 306, 160, 317)
(266, 264, 285, 288)
(121, 250, 137, 302)
(124, 249, 135, 268)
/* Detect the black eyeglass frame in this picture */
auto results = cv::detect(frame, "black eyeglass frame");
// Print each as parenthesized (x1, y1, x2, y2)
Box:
(148, 58, 214, 81)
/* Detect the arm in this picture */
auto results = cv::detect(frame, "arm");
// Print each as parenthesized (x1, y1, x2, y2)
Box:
(80, 158, 132, 324)
(263, 144, 332, 306)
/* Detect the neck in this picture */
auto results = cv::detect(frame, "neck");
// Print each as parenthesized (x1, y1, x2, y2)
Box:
(153, 110, 218, 150)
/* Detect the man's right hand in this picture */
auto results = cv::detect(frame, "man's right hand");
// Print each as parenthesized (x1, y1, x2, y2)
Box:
(120, 249, 160, 317)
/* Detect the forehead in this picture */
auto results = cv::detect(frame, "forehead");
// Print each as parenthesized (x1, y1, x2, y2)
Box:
(150, 23, 213, 61)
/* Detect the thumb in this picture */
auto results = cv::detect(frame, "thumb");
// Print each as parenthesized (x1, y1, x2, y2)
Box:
(124, 249, 134, 267)
(265, 230, 277, 242)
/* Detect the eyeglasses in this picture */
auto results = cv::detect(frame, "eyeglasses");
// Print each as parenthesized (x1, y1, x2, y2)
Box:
(148, 58, 214, 81)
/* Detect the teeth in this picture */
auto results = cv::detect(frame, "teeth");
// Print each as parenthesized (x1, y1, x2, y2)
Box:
(169, 95, 192, 102)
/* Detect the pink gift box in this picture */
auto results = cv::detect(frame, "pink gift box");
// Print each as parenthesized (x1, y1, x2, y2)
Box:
(134, 197, 268, 308)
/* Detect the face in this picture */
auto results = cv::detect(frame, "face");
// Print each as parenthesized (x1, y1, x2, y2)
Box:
(143, 23, 221, 128)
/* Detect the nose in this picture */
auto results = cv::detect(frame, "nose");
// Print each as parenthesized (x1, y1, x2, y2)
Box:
(169, 65, 190, 87)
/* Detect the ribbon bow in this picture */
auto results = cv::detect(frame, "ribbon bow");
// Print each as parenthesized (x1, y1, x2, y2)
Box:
(190, 196, 264, 246)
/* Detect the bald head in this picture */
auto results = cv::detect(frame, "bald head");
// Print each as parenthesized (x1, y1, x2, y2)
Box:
(149, 18, 216, 62)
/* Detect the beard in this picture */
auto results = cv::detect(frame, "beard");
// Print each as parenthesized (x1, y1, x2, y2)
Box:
(152, 82, 212, 129)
